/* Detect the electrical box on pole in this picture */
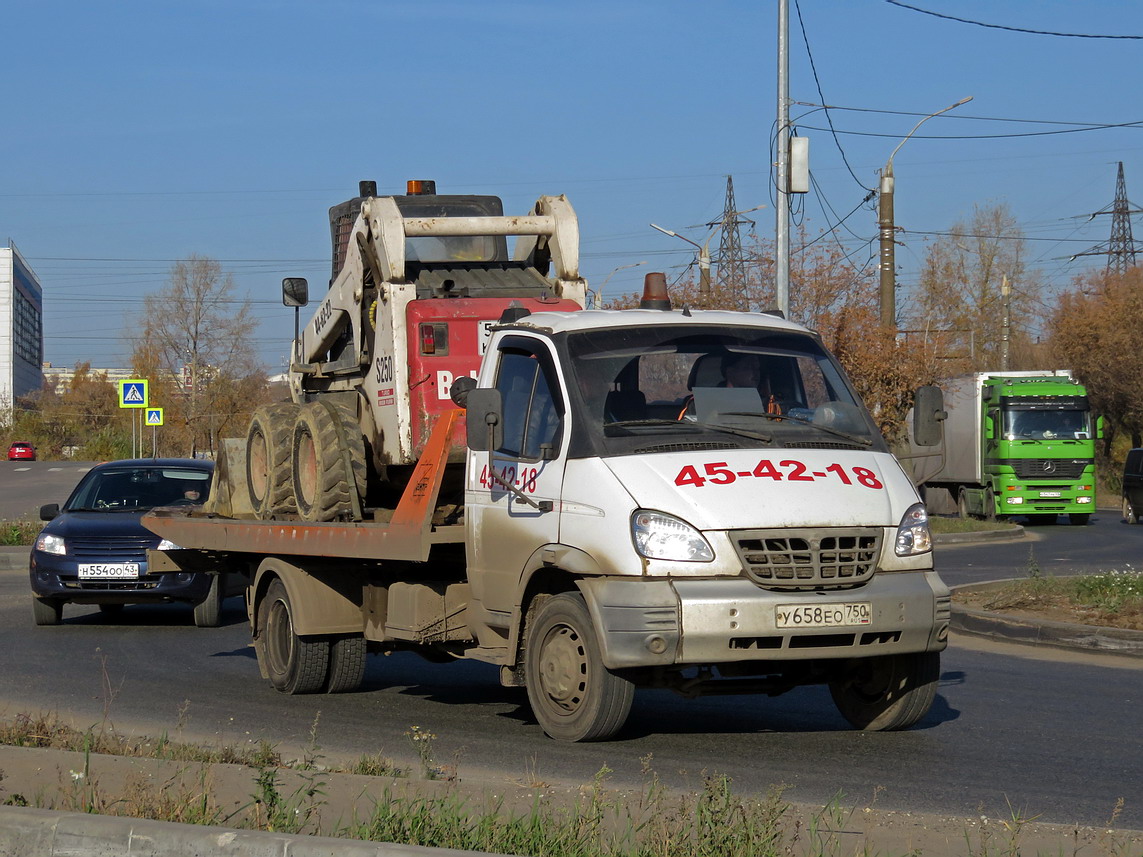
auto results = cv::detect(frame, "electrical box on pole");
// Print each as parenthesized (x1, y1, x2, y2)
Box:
(789, 137, 809, 194)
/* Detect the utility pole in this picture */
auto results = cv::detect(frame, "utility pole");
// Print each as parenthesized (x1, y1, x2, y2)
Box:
(1001, 275, 1010, 371)
(711, 176, 754, 309)
(775, 0, 790, 318)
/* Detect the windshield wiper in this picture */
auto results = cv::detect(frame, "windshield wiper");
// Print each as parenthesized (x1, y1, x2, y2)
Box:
(604, 418, 772, 443)
(719, 411, 873, 447)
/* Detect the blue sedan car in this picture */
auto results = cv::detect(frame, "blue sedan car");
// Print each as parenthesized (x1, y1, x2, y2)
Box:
(30, 458, 229, 627)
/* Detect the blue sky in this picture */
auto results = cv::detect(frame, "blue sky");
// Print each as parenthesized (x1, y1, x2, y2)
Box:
(3, 1, 1142, 372)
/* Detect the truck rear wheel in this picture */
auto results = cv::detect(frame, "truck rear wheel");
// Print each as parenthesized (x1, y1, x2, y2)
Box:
(829, 651, 939, 732)
(258, 579, 329, 694)
(324, 635, 366, 693)
(524, 592, 634, 742)
(247, 402, 299, 519)
(292, 401, 367, 522)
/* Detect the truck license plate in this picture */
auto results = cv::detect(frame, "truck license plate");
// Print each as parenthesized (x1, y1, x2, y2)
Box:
(78, 563, 140, 579)
(1039, 491, 1061, 498)
(775, 602, 872, 628)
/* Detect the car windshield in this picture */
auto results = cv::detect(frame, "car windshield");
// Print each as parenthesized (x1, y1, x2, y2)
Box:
(562, 323, 883, 456)
(65, 466, 212, 512)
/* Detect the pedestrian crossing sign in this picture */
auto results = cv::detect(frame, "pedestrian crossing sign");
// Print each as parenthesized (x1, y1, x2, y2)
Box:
(118, 379, 149, 408)
(145, 408, 164, 426)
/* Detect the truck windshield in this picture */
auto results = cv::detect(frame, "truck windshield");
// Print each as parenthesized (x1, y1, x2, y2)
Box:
(563, 324, 883, 456)
(1003, 408, 1090, 440)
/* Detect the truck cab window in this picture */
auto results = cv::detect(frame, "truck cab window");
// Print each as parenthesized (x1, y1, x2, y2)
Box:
(494, 348, 562, 460)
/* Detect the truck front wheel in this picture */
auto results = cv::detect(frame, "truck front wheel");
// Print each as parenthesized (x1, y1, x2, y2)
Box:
(524, 592, 634, 742)
(258, 579, 329, 694)
(828, 651, 939, 731)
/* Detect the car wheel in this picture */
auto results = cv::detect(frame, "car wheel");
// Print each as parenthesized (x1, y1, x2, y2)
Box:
(32, 597, 63, 626)
(1124, 496, 1138, 524)
(829, 651, 940, 731)
(193, 573, 226, 628)
(257, 579, 328, 694)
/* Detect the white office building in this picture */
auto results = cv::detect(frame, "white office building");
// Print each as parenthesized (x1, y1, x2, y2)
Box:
(0, 242, 44, 407)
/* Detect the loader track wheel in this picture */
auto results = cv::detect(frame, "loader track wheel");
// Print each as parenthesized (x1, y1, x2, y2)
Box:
(292, 400, 367, 522)
(247, 402, 299, 519)
(258, 579, 329, 694)
(524, 592, 634, 742)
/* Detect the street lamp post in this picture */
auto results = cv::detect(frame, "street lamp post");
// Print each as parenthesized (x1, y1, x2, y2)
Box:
(593, 260, 648, 308)
(879, 96, 972, 329)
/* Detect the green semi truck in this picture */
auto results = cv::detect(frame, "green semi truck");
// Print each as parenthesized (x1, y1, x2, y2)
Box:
(909, 371, 1100, 525)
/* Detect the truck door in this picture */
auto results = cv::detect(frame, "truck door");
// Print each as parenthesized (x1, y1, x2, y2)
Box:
(467, 336, 566, 625)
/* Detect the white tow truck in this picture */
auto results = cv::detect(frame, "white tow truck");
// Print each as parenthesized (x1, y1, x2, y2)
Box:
(146, 180, 949, 741)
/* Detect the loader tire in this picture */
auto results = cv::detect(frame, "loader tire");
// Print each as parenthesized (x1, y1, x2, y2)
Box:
(292, 400, 367, 522)
(247, 402, 299, 519)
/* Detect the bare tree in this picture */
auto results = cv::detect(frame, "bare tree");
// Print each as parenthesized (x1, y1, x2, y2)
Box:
(132, 255, 268, 457)
(906, 203, 1040, 370)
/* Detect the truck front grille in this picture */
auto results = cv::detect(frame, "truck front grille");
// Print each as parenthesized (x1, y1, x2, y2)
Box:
(1005, 458, 1090, 479)
(732, 527, 881, 590)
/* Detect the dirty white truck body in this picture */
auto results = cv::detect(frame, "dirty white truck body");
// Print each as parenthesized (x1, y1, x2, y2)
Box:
(146, 182, 948, 742)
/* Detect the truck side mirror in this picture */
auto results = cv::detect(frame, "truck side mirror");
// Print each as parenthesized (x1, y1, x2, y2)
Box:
(1097, 415, 1105, 439)
(282, 278, 309, 307)
(465, 388, 503, 452)
(912, 385, 946, 447)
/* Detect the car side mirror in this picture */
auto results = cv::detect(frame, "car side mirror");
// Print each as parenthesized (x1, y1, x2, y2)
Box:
(39, 503, 59, 521)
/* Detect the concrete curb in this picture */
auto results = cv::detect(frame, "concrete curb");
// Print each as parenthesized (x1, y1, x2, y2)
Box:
(0, 546, 30, 571)
(933, 524, 1025, 545)
(0, 805, 505, 857)
(950, 579, 1143, 657)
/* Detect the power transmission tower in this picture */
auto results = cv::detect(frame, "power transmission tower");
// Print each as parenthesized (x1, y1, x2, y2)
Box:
(709, 176, 755, 305)
(1072, 161, 1143, 273)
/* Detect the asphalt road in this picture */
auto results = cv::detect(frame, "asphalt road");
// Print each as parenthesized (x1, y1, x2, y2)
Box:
(1, 510, 1140, 831)
(0, 460, 97, 520)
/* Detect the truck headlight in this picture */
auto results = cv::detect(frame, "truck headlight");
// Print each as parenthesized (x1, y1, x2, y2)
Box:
(157, 539, 181, 551)
(895, 503, 932, 556)
(631, 510, 714, 562)
(35, 533, 66, 556)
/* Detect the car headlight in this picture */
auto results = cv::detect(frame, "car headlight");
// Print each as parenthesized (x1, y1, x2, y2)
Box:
(895, 502, 932, 556)
(157, 539, 181, 551)
(631, 510, 714, 562)
(35, 533, 66, 556)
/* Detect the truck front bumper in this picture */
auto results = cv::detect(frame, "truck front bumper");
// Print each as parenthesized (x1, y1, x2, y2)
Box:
(577, 571, 950, 670)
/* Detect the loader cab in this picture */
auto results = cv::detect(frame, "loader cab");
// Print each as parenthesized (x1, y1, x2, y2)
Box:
(329, 179, 510, 280)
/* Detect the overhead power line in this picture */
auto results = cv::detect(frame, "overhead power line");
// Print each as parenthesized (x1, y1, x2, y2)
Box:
(885, 1, 1143, 39)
